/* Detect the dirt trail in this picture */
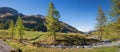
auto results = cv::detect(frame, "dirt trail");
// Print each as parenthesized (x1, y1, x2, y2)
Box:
(0, 40, 14, 52)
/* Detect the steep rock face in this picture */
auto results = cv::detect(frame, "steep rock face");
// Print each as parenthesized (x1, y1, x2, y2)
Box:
(0, 7, 82, 33)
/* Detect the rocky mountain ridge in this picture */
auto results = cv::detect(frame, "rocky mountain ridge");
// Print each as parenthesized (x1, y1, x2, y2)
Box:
(0, 7, 83, 33)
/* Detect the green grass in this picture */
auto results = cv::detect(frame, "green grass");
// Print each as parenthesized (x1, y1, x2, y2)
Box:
(0, 30, 120, 52)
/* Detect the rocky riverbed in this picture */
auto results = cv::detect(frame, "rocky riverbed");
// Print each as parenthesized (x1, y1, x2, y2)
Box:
(32, 40, 120, 49)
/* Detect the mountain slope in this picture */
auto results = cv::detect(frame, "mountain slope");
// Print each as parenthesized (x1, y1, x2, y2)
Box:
(0, 7, 83, 33)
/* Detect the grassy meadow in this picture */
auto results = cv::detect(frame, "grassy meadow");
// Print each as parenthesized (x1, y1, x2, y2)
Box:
(0, 30, 120, 52)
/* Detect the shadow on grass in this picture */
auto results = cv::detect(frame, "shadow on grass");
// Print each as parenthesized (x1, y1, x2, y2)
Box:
(54, 35, 100, 46)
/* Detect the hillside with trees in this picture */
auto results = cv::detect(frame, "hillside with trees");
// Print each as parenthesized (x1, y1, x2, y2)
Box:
(0, 0, 120, 52)
(0, 7, 82, 33)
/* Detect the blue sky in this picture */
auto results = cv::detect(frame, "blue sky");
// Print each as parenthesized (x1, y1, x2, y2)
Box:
(0, 0, 111, 32)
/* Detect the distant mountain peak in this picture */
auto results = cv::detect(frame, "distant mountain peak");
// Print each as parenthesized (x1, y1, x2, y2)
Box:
(0, 7, 18, 17)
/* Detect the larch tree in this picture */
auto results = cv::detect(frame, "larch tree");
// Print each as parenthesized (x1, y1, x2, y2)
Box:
(45, 2, 60, 41)
(110, 0, 120, 34)
(8, 20, 15, 39)
(96, 6, 107, 40)
(15, 16, 25, 42)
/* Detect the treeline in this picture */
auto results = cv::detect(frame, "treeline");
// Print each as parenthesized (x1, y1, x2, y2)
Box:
(95, 0, 120, 40)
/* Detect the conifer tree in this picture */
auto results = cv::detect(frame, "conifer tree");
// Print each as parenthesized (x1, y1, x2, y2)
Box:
(111, 0, 120, 20)
(16, 16, 25, 42)
(45, 2, 60, 41)
(110, 0, 120, 34)
(96, 6, 107, 40)
(8, 20, 14, 39)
